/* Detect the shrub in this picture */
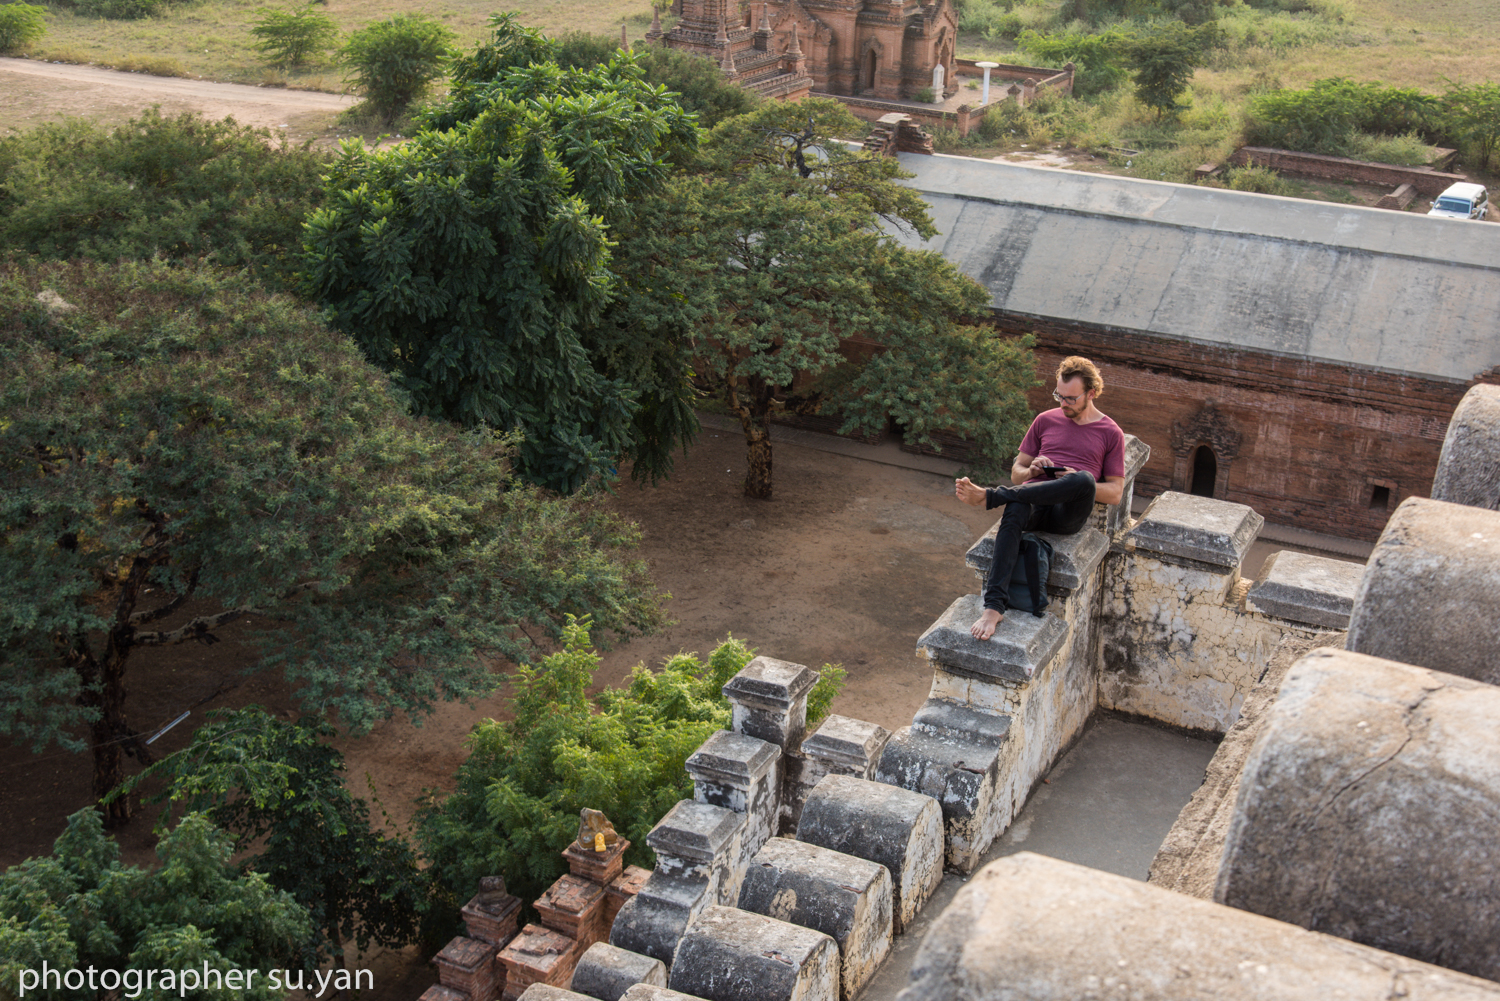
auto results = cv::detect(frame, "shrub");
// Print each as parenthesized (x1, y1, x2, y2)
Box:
(341, 13, 455, 122)
(72, 0, 183, 18)
(1017, 28, 1131, 98)
(0, 108, 329, 289)
(251, 3, 339, 67)
(0, 2, 45, 52)
(416, 619, 847, 911)
(913, 85, 935, 103)
(1225, 163, 1291, 194)
(1246, 77, 1443, 154)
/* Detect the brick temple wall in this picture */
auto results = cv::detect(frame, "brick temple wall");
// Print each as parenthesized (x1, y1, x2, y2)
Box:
(1009, 316, 1497, 541)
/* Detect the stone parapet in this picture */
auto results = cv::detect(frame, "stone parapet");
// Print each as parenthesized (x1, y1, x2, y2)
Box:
(916, 593, 1068, 684)
(667, 906, 839, 1001)
(738, 839, 892, 1001)
(1346, 497, 1500, 686)
(796, 774, 943, 934)
(964, 524, 1108, 594)
(644, 800, 744, 905)
(567, 942, 667, 1001)
(685, 730, 781, 870)
(721, 656, 817, 751)
(619, 988, 709, 1001)
(1244, 550, 1362, 629)
(608, 873, 710, 967)
(1124, 491, 1263, 570)
(900, 853, 1500, 1001)
(800, 715, 889, 780)
(1215, 648, 1500, 981)
(876, 699, 1009, 873)
(1431, 383, 1500, 510)
(516, 988, 593, 1001)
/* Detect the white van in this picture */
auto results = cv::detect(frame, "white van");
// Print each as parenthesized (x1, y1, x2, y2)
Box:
(1427, 182, 1489, 220)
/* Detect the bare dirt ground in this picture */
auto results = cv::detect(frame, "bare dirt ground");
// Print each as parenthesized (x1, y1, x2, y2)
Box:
(0, 57, 355, 142)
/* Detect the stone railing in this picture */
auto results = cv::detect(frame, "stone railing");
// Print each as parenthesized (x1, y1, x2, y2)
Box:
(418, 386, 1500, 1001)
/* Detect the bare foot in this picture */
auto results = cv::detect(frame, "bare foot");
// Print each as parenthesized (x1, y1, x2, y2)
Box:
(970, 608, 1003, 640)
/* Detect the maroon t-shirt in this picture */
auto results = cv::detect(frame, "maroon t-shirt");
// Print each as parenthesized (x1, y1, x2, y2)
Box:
(1019, 409, 1125, 480)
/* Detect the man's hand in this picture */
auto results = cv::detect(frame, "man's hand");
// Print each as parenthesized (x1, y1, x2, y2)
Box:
(955, 477, 988, 507)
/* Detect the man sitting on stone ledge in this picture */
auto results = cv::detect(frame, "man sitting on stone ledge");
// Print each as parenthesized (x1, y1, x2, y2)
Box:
(955, 356, 1126, 640)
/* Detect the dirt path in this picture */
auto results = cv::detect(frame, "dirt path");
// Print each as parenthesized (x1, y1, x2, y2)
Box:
(0, 56, 355, 141)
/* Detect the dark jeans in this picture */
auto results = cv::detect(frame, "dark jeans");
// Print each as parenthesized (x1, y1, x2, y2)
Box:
(982, 471, 1096, 613)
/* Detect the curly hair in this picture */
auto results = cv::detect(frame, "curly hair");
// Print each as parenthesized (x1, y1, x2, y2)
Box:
(1056, 355, 1103, 397)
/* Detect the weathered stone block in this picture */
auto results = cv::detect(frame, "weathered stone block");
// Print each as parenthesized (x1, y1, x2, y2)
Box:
(876, 699, 1009, 873)
(1215, 648, 1500, 981)
(1125, 491, 1263, 569)
(964, 523, 1108, 594)
(1346, 497, 1500, 686)
(644, 800, 744, 907)
(603, 865, 651, 932)
(1244, 550, 1362, 629)
(900, 853, 1500, 1001)
(722, 656, 818, 750)
(796, 774, 943, 934)
(568, 942, 666, 1001)
(916, 593, 1068, 683)
(738, 838, 892, 1001)
(607, 873, 706, 967)
(667, 905, 838, 1001)
(419, 986, 467, 1001)
(517, 988, 593, 1001)
(1102, 433, 1151, 536)
(1432, 383, 1500, 510)
(801, 715, 890, 780)
(685, 730, 781, 871)
(618, 986, 709, 1001)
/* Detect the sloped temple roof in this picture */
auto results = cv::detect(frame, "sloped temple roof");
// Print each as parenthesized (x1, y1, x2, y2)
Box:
(889, 154, 1500, 385)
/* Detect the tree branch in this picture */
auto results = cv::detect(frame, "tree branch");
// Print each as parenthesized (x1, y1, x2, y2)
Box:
(129, 567, 201, 626)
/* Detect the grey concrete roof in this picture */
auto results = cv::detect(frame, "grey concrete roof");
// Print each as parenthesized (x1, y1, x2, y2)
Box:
(891, 154, 1500, 384)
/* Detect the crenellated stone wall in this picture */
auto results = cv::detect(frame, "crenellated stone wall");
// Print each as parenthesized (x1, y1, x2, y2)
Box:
(421, 382, 1500, 1001)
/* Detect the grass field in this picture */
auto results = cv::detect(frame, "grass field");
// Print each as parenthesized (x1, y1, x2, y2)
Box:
(24, 0, 656, 88)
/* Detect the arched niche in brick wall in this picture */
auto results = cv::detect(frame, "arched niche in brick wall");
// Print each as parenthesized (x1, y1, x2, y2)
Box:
(1171, 402, 1242, 500)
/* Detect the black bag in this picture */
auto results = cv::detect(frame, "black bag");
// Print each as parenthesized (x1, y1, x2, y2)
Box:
(1007, 533, 1053, 616)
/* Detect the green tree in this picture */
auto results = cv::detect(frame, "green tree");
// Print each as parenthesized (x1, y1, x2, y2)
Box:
(1125, 23, 1207, 119)
(116, 709, 430, 969)
(1016, 29, 1130, 97)
(0, 109, 327, 291)
(250, 3, 339, 67)
(0, 3, 46, 53)
(619, 100, 1037, 498)
(305, 25, 701, 492)
(340, 13, 455, 123)
(417, 617, 845, 909)
(1442, 81, 1500, 170)
(0, 810, 309, 1001)
(0, 257, 664, 824)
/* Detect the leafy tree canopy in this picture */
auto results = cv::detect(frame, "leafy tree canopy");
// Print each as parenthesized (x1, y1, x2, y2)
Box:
(306, 17, 702, 492)
(0, 809, 309, 1001)
(0, 109, 327, 291)
(250, 3, 340, 68)
(417, 617, 845, 910)
(0, 257, 663, 822)
(1124, 22, 1211, 118)
(618, 100, 1038, 498)
(115, 708, 431, 968)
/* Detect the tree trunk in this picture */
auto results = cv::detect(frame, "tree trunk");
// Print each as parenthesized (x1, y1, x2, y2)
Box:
(742, 421, 774, 500)
(92, 646, 134, 827)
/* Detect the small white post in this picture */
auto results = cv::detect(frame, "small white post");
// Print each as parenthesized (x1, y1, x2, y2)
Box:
(931, 62, 945, 103)
(976, 60, 998, 105)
